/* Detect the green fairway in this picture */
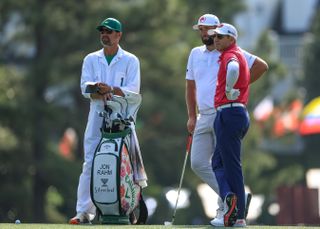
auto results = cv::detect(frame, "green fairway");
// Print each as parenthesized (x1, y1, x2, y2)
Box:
(1, 224, 320, 229)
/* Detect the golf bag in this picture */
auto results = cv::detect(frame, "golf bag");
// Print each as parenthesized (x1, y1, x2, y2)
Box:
(90, 90, 148, 224)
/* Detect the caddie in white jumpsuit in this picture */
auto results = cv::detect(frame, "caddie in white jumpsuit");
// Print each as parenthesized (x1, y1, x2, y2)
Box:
(185, 14, 268, 226)
(70, 17, 141, 224)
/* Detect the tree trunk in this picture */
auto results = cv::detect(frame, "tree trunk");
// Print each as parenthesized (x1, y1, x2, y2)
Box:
(31, 0, 49, 221)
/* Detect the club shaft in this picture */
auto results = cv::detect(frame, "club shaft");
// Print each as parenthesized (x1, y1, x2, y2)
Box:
(171, 150, 189, 224)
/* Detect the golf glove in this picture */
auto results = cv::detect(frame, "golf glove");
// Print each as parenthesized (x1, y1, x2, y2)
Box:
(226, 88, 240, 100)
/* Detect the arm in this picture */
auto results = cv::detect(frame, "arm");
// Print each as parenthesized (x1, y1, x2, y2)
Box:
(226, 60, 239, 91)
(225, 60, 240, 100)
(97, 83, 124, 97)
(250, 56, 269, 84)
(186, 79, 197, 133)
(80, 56, 96, 99)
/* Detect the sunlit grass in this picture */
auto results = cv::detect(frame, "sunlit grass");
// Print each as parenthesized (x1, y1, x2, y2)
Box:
(1, 224, 320, 229)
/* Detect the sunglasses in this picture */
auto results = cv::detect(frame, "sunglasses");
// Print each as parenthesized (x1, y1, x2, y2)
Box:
(99, 28, 115, 34)
(213, 34, 229, 39)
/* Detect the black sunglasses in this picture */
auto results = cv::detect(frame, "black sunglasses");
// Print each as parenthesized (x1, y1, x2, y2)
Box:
(213, 34, 229, 39)
(99, 28, 115, 34)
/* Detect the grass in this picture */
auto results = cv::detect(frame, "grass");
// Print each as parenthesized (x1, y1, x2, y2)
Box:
(1, 224, 320, 229)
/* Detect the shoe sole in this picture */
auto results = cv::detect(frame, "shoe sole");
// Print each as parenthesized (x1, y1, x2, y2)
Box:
(69, 218, 91, 225)
(244, 193, 252, 220)
(69, 218, 81, 225)
(224, 194, 238, 227)
(234, 220, 246, 227)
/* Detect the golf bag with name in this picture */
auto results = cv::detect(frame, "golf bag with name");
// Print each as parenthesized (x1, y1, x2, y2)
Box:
(90, 90, 148, 224)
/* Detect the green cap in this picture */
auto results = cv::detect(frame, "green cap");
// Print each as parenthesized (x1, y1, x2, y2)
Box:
(96, 18, 122, 32)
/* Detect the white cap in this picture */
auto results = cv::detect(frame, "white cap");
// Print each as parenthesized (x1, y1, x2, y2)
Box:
(192, 14, 220, 30)
(207, 23, 238, 40)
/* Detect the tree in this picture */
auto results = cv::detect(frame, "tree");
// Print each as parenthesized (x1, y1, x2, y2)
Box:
(0, 0, 100, 222)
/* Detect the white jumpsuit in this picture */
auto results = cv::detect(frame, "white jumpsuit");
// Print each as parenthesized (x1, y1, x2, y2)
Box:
(76, 47, 140, 219)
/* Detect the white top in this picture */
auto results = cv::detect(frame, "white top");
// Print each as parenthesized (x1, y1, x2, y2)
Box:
(186, 45, 256, 111)
(81, 46, 141, 101)
(80, 46, 141, 142)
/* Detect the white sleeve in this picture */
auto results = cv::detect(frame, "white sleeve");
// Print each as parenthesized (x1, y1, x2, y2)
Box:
(226, 60, 239, 90)
(120, 56, 141, 94)
(186, 50, 194, 80)
(241, 49, 257, 69)
(80, 55, 96, 99)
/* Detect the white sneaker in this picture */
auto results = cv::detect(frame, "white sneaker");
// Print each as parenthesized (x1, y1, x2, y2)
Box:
(69, 212, 91, 224)
(210, 208, 224, 227)
(234, 219, 246, 227)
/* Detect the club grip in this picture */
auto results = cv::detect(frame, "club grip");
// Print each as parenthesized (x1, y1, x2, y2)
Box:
(186, 134, 193, 154)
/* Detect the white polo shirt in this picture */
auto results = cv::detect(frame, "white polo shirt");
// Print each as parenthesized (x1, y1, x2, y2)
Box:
(186, 45, 256, 111)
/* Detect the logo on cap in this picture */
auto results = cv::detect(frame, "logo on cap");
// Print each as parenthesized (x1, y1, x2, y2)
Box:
(227, 30, 236, 36)
(200, 16, 206, 23)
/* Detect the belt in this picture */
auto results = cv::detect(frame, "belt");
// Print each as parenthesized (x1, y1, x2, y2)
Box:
(216, 103, 245, 111)
(199, 108, 216, 115)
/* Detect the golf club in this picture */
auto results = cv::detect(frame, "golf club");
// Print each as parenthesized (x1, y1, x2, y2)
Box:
(164, 134, 193, 226)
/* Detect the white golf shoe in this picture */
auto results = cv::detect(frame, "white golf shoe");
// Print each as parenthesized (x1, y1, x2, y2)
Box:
(210, 208, 224, 227)
(223, 193, 238, 227)
(210, 193, 238, 227)
(234, 219, 247, 227)
(210, 193, 251, 227)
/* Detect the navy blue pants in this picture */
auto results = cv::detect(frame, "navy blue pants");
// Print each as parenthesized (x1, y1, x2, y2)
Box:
(212, 106, 250, 219)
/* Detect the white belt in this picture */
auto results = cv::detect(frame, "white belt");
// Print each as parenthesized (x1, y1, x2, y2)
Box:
(199, 108, 216, 115)
(216, 103, 245, 111)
